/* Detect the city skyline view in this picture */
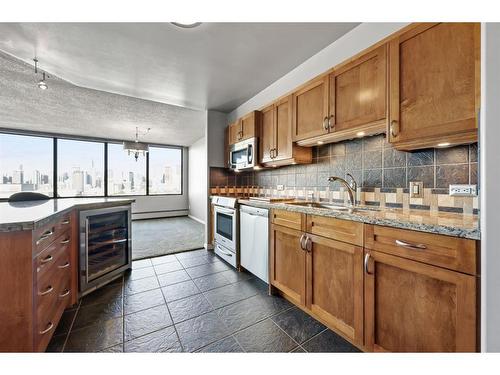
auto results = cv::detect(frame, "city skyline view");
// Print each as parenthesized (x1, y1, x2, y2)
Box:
(0, 133, 183, 199)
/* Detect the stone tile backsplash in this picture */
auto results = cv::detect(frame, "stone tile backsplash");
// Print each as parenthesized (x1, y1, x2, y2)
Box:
(209, 134, 479, 214)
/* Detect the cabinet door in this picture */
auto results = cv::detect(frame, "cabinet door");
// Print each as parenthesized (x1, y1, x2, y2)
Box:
(260, 104, 275, 164)
(330, 44, 387, 132)
(270, 224, 306, 306)
(240, 111, 257, 141)
(228, 121, 240, 145)
(274, 95, 293, 161)
(364, 250, 477, 352)
(389, 23, 480, 149)
(306, 234, 364, 345)
(292, 76, 330, 141)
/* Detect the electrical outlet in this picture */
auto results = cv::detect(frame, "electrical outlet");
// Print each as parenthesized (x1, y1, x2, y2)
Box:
(449, 184, 477, 197)
(409, 181, 423, 198)
(277, 184, 285, 191)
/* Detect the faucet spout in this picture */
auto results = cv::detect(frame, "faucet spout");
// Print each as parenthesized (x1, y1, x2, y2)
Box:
(327, 175, 357, 207)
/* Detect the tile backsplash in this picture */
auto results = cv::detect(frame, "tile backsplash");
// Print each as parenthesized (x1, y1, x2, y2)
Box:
(210, 134, 479, 214)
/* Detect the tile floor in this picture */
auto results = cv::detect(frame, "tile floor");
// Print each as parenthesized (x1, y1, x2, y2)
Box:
(47, 248, 361, 353)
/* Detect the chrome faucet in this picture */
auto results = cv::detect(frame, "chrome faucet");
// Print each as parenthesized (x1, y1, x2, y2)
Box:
(328, 173, 358, 207)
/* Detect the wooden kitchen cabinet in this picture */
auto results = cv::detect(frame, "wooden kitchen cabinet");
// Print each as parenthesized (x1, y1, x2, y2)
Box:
(364, 249, 477, 352)
(388, 23, 480, 150)
(260, 95, 312, 167)
(228, 111, 261, 145)
(329, 44, 387, 135)
(228, 121, 240, 145)
(270, 224, 307, 306)
(306, 233, 364, 345)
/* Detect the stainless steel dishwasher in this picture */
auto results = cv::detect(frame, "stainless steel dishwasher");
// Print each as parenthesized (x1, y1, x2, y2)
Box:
(239, 205, 269, 283)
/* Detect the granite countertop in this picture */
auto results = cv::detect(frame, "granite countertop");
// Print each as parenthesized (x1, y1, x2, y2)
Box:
(238, 199, 480, 240)
(0, 198, 135, 232)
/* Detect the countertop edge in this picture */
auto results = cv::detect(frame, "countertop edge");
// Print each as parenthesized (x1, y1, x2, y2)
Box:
(237, 199, 480, 241)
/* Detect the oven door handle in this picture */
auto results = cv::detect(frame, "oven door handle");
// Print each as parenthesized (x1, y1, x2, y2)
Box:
(215, 207, 235, 215)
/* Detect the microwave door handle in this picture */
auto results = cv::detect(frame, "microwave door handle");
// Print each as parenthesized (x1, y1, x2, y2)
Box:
(247, 144, 253, 164)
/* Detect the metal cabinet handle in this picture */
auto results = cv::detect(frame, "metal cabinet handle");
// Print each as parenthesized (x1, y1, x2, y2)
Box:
(39, 322, 54, 335)
(41, 255, 53, 264)
(328, 115, 335, 131)
(305, 236, 312, 252)
(299, 233, 306, 250)
(38, 285, 54, 296)
(61, 219, 70, 225)
(60, 238, 70, 244)
(58, 261, 70, 269)
(364, 253, 373, 275)
(395, 239, 427, 250)
(59, 289, 70, 298)
(390, 120, 399, 137)
(36, 229, 54, 245)
(323, 116, 329, 131)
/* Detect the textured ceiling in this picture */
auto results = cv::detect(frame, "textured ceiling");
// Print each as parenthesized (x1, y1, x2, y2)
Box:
(0, 51, 206, 146)
(0, 23, 359, 111)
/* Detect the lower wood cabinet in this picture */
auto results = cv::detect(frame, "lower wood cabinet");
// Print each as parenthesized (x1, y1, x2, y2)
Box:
(270, 224, 306, 306)
(306, 233, 364, 346)
(364, 249, 477, 352)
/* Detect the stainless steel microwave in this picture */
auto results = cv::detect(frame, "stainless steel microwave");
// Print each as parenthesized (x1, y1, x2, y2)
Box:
(229, 137, 257, 171)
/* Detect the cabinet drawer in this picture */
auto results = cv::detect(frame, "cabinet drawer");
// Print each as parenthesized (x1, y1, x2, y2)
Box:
(306, 215, 363, 246)
(33, 212, 73, 255)
(271, 209, 304, 231)
(35, 230, 72, 281)
(364, 225, 478, 275)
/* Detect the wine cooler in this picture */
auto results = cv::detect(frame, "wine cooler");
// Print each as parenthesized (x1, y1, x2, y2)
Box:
(79, 205, 132, 295)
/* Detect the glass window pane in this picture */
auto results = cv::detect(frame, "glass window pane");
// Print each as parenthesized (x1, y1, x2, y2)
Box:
(107, 143, 146, 196)
(148, 147, 182, 195)
(0, 133, 54, 199)
(57, 139, 105, 197)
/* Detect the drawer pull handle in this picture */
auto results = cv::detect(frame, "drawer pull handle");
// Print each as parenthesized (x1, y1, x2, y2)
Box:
(36, 229, 54, 245)
(39, 285, 54, 296)
(364, 253, 373, 275)
(41, 255, 53, 264)
(58, 261, 70, 269)
(59, 289, 70, 298)
(61, 219, 70, 225)
(395, 239, 427, 250)
(39, 322, 54, 335)
(60, 238, 71, 244)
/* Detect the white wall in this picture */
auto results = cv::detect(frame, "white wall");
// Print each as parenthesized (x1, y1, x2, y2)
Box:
(228, 23, 409, 122)
(481, 22, 500, 352)
(188, 137, 207, 224)
(132, 147, 189, 220)
(207, 110, 229, 168)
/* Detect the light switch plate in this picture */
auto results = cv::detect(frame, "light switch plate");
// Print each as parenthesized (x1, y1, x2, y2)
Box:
(409, 181, 423, 198)
(277, 184, 285, 191)
(449, 184, 477, 197)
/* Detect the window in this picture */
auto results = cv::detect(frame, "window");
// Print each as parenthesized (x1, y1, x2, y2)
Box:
(57, 139, 105, 197)
(107, 143, 146, 196)
(148, 146, 182, 195)
(0, 133, 54, 199)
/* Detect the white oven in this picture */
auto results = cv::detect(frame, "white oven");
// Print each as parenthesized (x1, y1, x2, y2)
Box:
(212, 196, 239, 268)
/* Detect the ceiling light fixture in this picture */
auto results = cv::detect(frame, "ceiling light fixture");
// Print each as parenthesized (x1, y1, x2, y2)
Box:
(171, 22, 202, 29)
(123, 127, 151, 161)
(33, 58, 49, 90)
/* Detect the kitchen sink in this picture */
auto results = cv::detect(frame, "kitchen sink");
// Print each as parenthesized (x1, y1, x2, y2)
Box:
(285, 201, 380, 212)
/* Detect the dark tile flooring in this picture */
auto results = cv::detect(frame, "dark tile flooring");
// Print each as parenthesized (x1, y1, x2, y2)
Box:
(47, 249, 361, 353)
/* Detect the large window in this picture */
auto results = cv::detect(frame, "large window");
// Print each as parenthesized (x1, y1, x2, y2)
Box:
(107, 143, 147, 196)
(0, 134, 54, 199)
(149, 146, 182, 195)
(57, 139, 105, 197)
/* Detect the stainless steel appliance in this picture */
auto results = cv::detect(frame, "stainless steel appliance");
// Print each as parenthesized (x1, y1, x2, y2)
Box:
(212, 196, 239, 268)
(229, 137, 257, 171)
(240, 205, 269, 283)
(79, 205, 132, 295)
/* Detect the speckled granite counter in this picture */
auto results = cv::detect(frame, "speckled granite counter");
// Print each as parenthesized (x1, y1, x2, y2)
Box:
(238, 199, 480, 240)
(0, 198, 135, 232)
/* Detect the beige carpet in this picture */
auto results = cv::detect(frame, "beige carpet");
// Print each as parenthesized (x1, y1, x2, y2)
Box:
(132, 216, 205, 260)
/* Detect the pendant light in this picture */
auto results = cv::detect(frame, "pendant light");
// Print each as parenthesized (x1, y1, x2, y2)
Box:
(33, 58, 49, 90)
(123, 127, 151, 161)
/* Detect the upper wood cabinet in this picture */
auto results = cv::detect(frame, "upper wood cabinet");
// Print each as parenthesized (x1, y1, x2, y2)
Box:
(329, 44, 387, 134)
(388, 23, 480, 150)
(227, 111, 261, 145)
(292, 76, 330, 141)
(260, 95, 312, 167)
(306, 234, 364, 346)
(364, 249, 477, 352)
